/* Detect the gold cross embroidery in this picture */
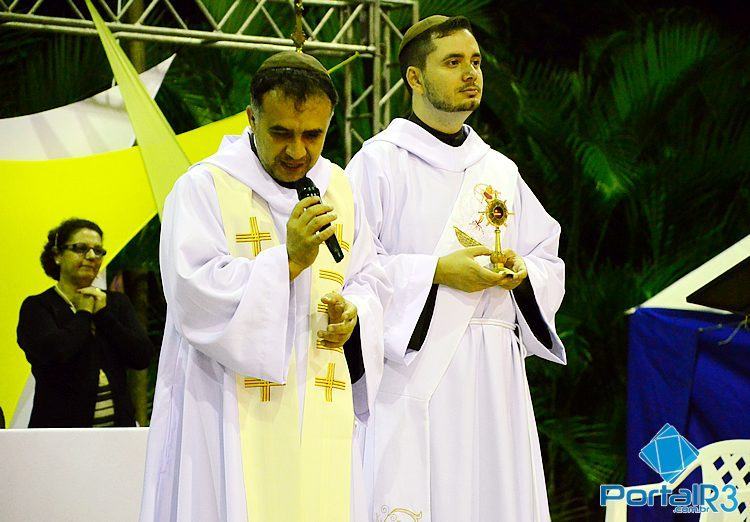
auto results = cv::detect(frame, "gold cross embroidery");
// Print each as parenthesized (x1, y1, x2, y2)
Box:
(243, 377, 284, 402)
(335, 223, 350, 252)
(236, 217, 272, 256)
(314, 363, 346, 402)
(319, 269, 344, 286)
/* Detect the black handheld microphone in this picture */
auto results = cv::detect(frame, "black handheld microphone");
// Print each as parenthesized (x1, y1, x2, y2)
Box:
(294, 177, 344, 263)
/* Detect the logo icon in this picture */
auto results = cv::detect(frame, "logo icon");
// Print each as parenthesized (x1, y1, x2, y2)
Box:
(639, 423, 700, 482)
(601, 424, 739, 514)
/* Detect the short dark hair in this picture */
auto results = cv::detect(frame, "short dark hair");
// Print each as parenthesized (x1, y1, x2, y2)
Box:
(249, 67, 339, 113)
(41, 218, 103, 281)
(399, 16, 474, 94)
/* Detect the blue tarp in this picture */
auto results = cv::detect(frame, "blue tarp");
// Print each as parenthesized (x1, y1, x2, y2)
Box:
(626, 307, 750, 521)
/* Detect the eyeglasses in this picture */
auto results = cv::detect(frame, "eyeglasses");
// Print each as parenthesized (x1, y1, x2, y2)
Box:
(61, 243, 107, 258)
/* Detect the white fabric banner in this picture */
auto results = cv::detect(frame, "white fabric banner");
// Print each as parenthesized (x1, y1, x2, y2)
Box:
(0, 55, 174, 160)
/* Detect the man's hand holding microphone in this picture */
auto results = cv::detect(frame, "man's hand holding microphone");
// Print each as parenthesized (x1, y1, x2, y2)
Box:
(285, 178, 356, 348)
(286, 195, 337, 280)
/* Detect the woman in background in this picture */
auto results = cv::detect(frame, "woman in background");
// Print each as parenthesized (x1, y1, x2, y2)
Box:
(17, 218, 153, 428)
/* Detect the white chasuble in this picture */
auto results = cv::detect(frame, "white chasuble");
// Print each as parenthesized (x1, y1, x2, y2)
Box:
(347, 119, 566, 522)
(140, 129, 389, 522)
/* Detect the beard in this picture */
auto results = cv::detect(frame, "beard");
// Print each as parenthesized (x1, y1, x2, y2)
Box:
(424, 77, 481, 113)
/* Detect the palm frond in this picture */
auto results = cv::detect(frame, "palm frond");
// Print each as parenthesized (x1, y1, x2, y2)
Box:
(538, 416, 620, 486)
(608, 23, 721, 123)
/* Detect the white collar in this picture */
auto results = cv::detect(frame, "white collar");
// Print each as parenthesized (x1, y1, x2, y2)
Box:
(366, 118, 491, 172)
(198, 127, 332, 215)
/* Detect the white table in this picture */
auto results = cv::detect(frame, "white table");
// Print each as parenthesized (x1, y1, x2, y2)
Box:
(0, 427, 148, 521)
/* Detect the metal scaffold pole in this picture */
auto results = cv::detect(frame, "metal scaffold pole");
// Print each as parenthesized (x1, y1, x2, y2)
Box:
(0, 0, 418, 160)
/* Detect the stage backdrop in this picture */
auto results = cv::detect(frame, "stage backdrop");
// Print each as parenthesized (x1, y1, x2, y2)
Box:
(2, 0, 248, 423)
(0, 113, 246, 423)
(0, 55, 174, 428)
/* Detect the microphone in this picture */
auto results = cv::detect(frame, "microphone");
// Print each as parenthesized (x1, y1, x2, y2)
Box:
(294, 177, 344, 263)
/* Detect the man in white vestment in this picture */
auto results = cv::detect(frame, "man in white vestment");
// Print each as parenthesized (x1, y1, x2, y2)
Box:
(140, 51, 390, 522)
(347, 16, 566, 521)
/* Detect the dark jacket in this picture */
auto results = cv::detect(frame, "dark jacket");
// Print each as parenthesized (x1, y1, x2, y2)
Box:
(17, 287, 153, 428)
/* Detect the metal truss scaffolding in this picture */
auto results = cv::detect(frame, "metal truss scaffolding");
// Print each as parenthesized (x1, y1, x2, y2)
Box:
(0, 0, 419, 160)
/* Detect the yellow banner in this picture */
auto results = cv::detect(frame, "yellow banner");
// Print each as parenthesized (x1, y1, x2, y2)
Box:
(86, 0, 190, 216)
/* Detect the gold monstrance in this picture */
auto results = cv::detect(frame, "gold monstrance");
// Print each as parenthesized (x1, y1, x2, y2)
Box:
(454, 185, 513, 273)
(485, 195, 510, 271)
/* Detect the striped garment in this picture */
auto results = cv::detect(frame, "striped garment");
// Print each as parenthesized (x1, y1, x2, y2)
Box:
(55, 285, 116, 428)
(92, 370, 115, 427)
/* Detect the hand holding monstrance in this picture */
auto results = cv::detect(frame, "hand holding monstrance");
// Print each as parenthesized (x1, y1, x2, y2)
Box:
(453, 186, 527, 290)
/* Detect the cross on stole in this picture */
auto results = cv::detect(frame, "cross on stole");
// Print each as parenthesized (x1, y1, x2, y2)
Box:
(236, 217, 272, 256)
(244, 377, 285, 402)
(335, 223, 350, 252)
(314, 363, 346, 402)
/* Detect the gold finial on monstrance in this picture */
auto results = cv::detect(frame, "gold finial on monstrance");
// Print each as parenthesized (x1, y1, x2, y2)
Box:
(291, 0, 307, 51)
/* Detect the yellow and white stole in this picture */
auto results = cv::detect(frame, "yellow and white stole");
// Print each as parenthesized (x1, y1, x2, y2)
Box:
(209, 164, 355, 521)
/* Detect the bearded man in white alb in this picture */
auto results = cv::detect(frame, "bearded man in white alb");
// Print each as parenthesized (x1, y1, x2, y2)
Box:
(140, 51, 390, 522)
(347, 16, 566, 522)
